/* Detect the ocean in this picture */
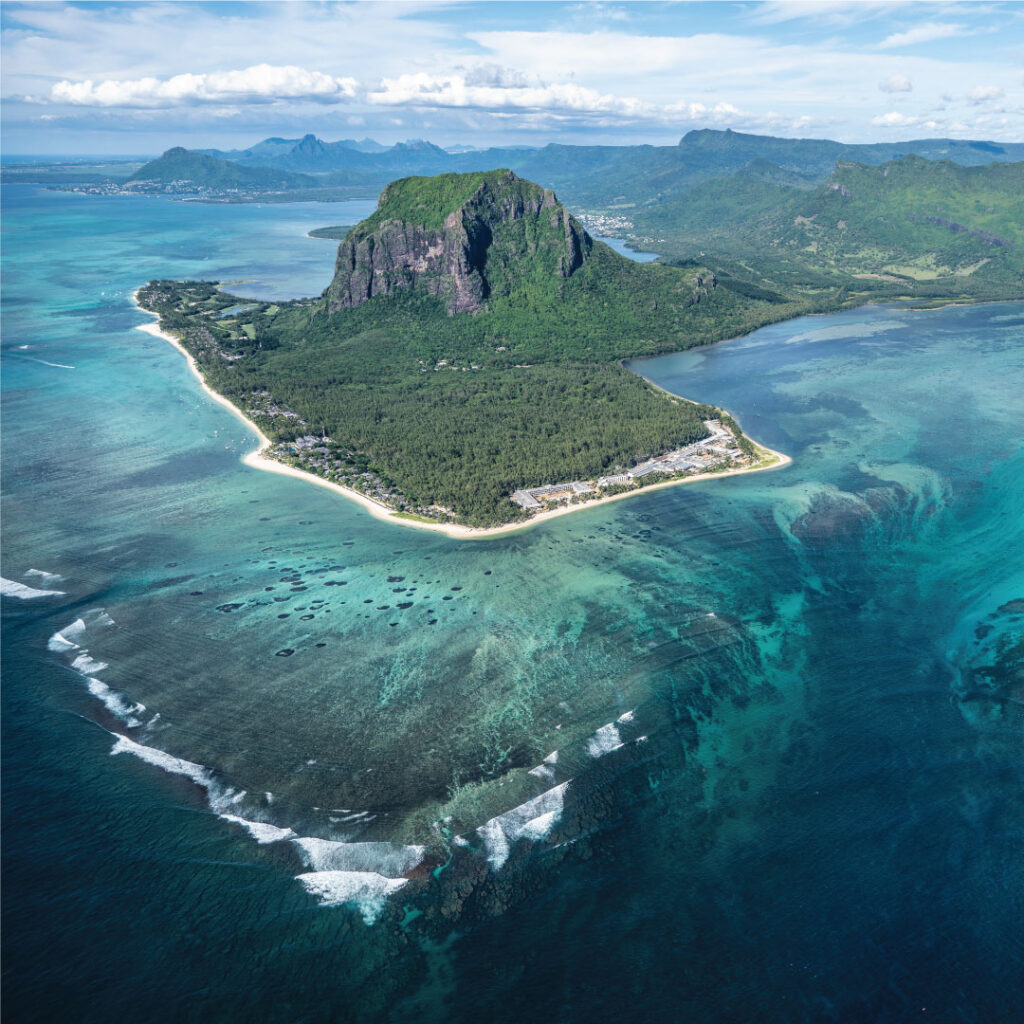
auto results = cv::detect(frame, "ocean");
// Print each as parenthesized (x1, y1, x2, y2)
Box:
(2, 183, 1022, 1023)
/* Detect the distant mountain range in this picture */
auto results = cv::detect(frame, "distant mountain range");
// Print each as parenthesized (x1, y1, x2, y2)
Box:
(188, 128, 1024, 207)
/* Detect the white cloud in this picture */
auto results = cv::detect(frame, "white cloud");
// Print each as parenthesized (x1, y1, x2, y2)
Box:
(966, 85, 1004, 104)
(871, 111, 920, 127)
(878, 74, 912, 93)
(366, 71, 651, 116)
(879, 22, 965, 48)
(3, 1, 1022, 150)
(51, 64, 357, 108)
(664, 99, 744, 122)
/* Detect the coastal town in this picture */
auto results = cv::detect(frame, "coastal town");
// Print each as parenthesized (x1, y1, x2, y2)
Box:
(53, 179, 287, 201)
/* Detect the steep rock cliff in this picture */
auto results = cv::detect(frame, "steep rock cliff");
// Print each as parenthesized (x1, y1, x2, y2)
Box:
(325, 169, 591, 314)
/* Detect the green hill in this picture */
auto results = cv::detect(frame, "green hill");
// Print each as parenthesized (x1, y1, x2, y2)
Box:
(635, 155, 1024, 300)
(781, 156, 1024, 280)
(128, 147, 317, 191)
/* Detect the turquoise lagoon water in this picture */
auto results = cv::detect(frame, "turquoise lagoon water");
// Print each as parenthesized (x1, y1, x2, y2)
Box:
(2, 184, 1022, 1022)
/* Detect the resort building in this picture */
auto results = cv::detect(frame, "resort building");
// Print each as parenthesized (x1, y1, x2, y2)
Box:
(511, 481, 595, 510)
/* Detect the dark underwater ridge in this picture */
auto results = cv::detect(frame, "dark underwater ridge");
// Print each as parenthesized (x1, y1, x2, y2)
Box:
(3, 183, 1022, 1022)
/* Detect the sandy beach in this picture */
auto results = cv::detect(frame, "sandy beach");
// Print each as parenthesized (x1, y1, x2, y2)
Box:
(133, 293, 791, 539)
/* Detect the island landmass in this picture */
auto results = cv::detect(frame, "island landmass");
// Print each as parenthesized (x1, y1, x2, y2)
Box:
(134, 154, 1022, 532)
(136, 169, 797, 534)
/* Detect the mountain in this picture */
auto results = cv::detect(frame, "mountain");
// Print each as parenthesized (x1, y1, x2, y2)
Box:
(141, 170, 803, 526)
(194, 129, 1024, 209)
(327, 169, 589, 314)
(786, 155, 1024, 265)
(128, 147, 317, 190)
(633, 154, 1024, 298)
(341, 137, 389, 153)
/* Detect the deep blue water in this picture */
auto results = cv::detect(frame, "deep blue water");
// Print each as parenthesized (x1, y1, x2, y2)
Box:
(2, 184, 1022, 1023)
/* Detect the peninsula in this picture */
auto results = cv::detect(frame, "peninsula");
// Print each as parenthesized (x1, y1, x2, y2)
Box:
(137, 169, 793, 533)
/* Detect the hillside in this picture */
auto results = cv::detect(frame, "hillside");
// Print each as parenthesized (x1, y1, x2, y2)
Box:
(633, 155, 1024, 301)
(128, 147, 318, 191)
(138, 170, 803, 526)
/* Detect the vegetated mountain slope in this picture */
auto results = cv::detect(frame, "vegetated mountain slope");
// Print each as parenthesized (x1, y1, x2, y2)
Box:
(782, 157, 1024, 278)
(140, 171, 803, 525)
(636, 156, 1024, 300)
(128, 148, 318, 190)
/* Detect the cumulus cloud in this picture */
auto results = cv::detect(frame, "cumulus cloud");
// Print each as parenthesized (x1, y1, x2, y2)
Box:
(878, 74, 912, 93)
(51, 64, 357, 108)
(664, 99, 744, 122)
(966, 85, 1004, 104)
(366, 71, 650, 116)
(871, 111, 920, 127)
(879, 22, 964, 49)
(462, 64, 533, 90)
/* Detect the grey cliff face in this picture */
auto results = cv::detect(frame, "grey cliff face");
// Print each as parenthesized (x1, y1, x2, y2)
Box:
(326, 170, 591, 315)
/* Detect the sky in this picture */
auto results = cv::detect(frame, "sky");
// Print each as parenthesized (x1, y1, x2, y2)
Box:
(2, 0, 1022, 156)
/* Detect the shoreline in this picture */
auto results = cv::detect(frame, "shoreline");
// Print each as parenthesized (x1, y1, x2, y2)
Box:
(132, 291, 791, 540)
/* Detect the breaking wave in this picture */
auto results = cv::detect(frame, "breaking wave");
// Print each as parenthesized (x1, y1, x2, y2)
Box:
(1, 576, 65, 600)
(296, 872, 409, 925)
(474, 782, 570, 871)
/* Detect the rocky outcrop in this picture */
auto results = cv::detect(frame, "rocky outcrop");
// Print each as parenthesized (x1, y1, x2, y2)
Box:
(325, 169, 591, 315)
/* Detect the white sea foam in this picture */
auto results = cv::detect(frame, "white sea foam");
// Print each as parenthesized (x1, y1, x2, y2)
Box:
(109, 734, 239, 813)
(24, 569, 64, 586)
(587, 722, 623, 758)
(475, 781, 569, 871)
(48, 611, 113, 651)
(87, 679, 145, 727)
(26, 357, 76, 369)
(1, 577, 65, 600)
(47, 628, 82, 652)
(529, 748, 560, 780)
(617, 710, 636, 724)
(72, 653, 109, 675)
(221, 814, 296, 845)
(518, 809, 560, 842)
(293, 837, 425, 877)
(296, 871, 408, 924)
(107, 733, 418, 926)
